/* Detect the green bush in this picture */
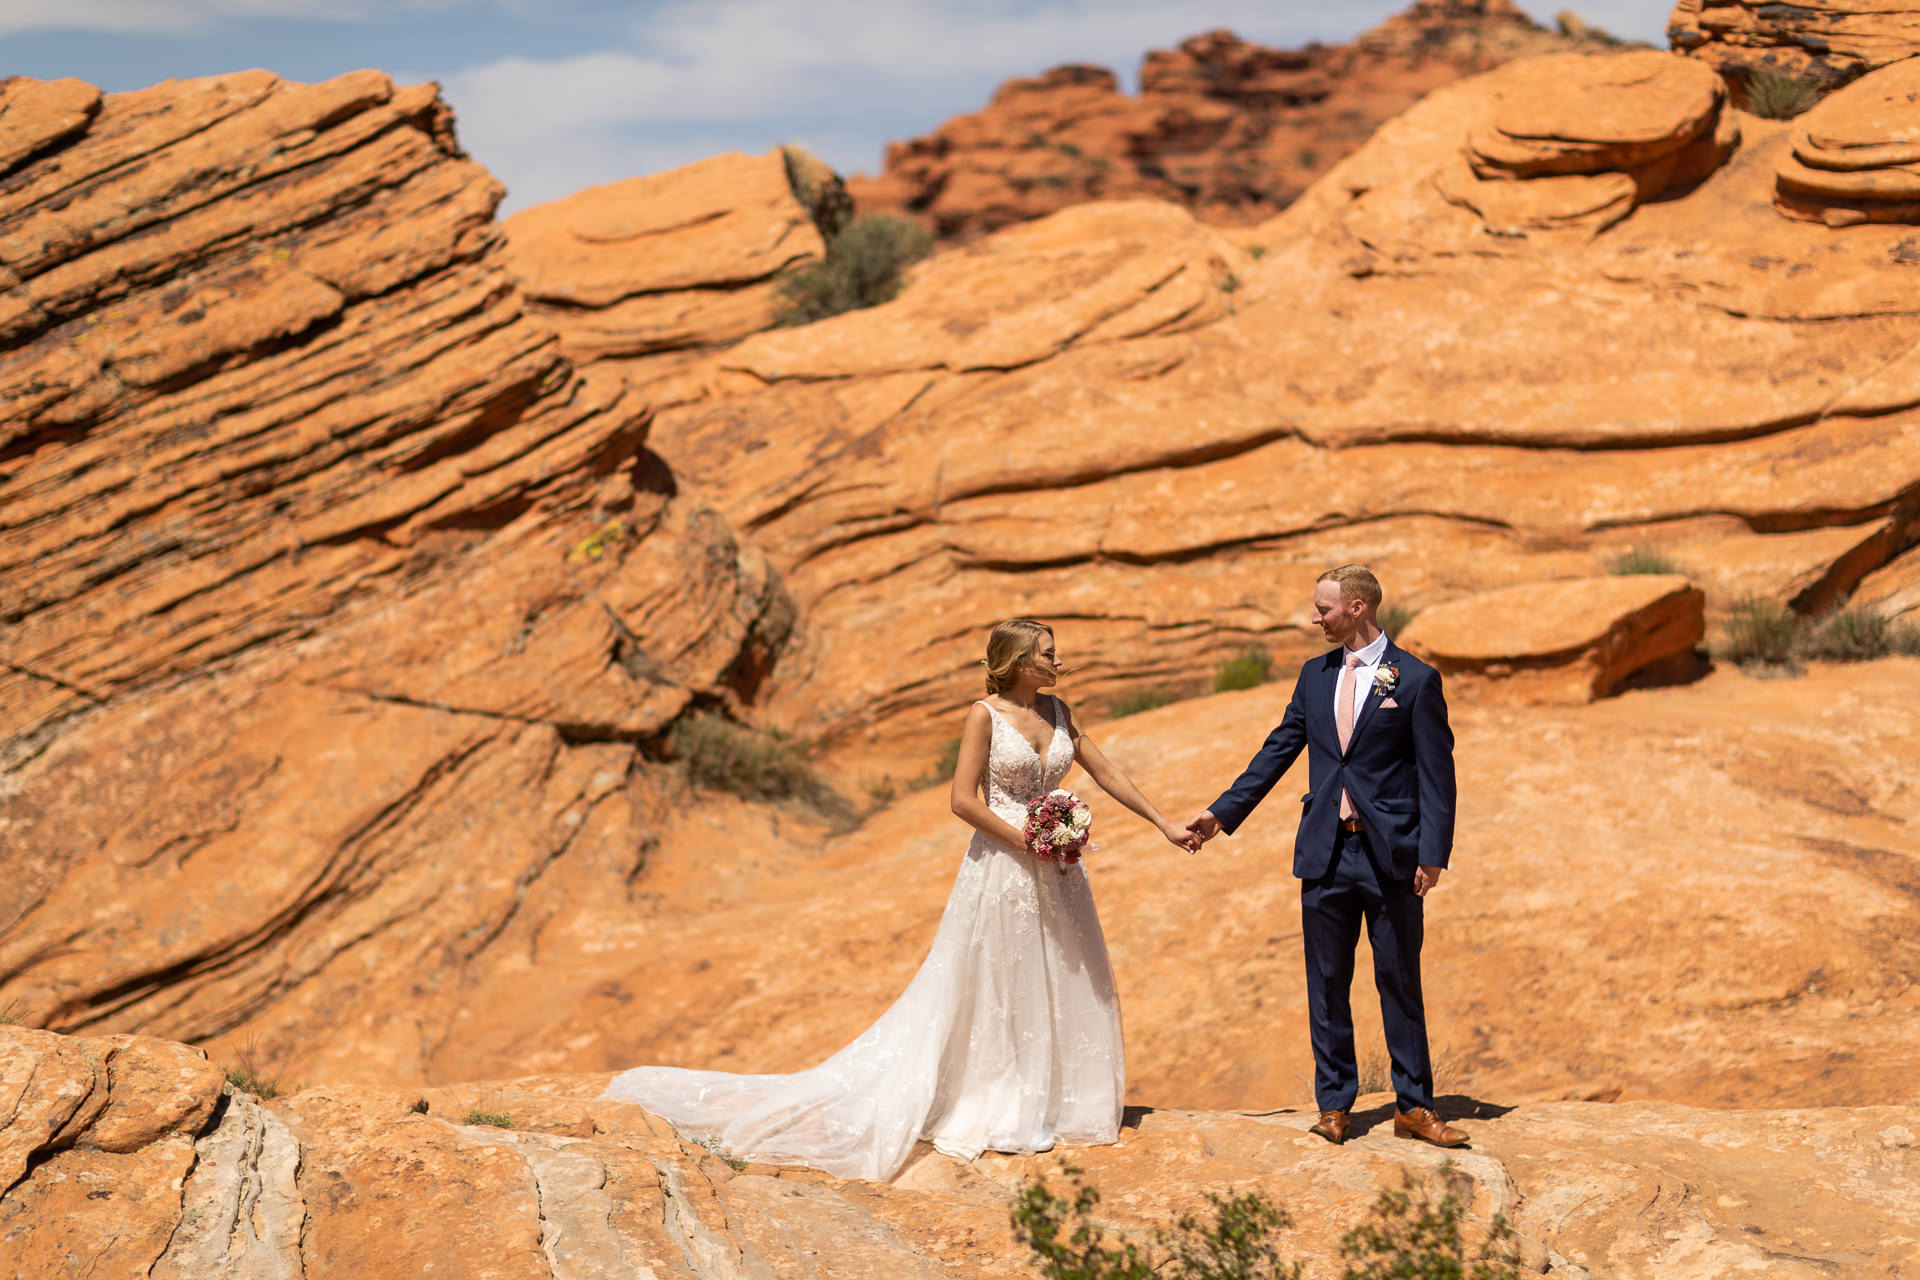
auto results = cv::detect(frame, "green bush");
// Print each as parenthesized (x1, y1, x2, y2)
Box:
(1607, 546, 1681, 576)
(671, 712, 821, 802)
(774, 214, 933, 327)
(1747, 70, 1822, 120)
(1378, 602, 1416, 638)
(1109, 687, 1175, 718)
(1011, 1167, 1301, 1280)
(1800, 604, 1920, 662)
(1718, 596, 1798, 667)
(463, 1109, 512, 1128)
(1214, 648, 1273, 693)
(697, 1135, 748, 1172)
(1011, 1165, 1521, 1280)
(1339, 1172, 1521, 1280)
(225, 1068, 280, 1100)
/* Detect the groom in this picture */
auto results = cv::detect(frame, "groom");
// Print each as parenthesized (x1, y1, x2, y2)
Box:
(1185, 565, 1467, 1148)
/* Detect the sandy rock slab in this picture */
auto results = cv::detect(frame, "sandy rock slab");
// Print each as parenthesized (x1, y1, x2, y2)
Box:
(1398, 575, 1706, 701)
(1444, 49, 1737, 236)
(1776, 57, 1920, 224)
(1670, 0, 1920, 90)
(2, 1026, 1916, 1278)
(501, 148, 838, 363)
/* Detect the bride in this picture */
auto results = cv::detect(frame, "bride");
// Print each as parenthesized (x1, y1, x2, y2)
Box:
(602, 618, 1199, 1180)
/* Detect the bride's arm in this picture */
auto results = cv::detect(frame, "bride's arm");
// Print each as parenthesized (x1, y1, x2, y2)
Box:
(1057, 699, 1198, 852)
(949, 702, 1029, 851)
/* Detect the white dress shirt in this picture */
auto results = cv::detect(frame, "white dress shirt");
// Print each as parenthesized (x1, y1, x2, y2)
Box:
(1332, 630, 1391, 726)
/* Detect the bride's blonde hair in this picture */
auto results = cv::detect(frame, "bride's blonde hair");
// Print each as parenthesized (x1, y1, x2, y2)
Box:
(983, 619, 1054, 695)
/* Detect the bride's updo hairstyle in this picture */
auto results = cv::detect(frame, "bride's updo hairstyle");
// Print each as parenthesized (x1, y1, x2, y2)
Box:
(983, 619, 1053, 696)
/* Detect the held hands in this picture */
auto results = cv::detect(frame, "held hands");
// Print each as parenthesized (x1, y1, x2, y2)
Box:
(1158, 819, 1203, 855)
(1179, 810, 1222, 850)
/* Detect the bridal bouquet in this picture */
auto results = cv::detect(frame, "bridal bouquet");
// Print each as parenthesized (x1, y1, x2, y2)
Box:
(1024, 789, 1093, 875)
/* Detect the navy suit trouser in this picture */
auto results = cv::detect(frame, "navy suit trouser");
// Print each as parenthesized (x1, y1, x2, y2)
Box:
(1299, 827, 1434, 1113)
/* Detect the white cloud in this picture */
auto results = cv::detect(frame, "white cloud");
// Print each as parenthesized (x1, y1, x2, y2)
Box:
(433, 0, 1677, 213)
(0, 0, 476, 33)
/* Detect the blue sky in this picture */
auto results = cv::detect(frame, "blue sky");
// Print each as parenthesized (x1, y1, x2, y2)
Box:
(0, 1, 1675, 213)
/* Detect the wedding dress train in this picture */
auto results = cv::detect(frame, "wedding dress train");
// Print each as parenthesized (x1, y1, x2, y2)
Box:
(601, 696, 1124, 1181)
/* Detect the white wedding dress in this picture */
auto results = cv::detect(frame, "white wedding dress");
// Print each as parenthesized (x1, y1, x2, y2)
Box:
(602, 696, 1125, 1181)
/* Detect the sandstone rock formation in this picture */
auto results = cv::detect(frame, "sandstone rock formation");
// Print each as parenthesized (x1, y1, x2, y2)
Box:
(9, 36, 1920, 1170)
(1774, 57, 1920, 224)
(1399, 575, 1707, 700)
(1670, 0, 1920, 96)
(4, 1024, 1916, 1279)
(0, 73, 793, 1084)
(597, 48, 1920, 774)
(1444, 49, 1738, 235)
(846, 2, 1629, 239)
(500, 148, 838, 370)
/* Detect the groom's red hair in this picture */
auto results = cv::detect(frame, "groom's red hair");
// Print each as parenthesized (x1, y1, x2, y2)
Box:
(1317, 564, 1383, 607)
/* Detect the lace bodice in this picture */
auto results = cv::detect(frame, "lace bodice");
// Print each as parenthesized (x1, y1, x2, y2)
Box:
(981, 698, 1074, 819)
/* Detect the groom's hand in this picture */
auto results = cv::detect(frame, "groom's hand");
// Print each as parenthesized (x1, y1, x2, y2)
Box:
(1413, 865, 1443, 897)
(1184, 811, 1222, 844)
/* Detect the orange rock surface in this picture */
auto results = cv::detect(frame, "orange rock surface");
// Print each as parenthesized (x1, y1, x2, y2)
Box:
(5, 1024, 1918, 1279)
(846, 2, 1628, 239)
(1775, 57, 1920, 224)
(6, 41, 1920, 1250)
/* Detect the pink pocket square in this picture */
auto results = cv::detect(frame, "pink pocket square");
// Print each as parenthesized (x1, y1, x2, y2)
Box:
(1380, 697, 1401, 708)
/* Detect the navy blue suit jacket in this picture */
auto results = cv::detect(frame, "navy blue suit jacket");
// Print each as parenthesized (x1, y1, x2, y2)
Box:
(1209, 641, 1456, 881)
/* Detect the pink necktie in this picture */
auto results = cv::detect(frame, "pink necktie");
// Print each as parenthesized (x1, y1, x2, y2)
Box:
(1336, 651, 1363, 819)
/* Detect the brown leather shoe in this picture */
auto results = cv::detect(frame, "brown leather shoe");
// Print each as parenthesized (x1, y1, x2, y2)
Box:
(1309, 1109, 1350, 1145)
(1394, 1106, 1468, 1148)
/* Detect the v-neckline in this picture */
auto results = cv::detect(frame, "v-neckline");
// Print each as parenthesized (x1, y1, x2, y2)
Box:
(986, 698, 1056, 763)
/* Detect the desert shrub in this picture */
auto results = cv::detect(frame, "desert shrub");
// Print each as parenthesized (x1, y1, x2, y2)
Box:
(1339, 1170, 1521, 1280)
(1246, 244, 1268, 260)
(1800, 604, 1920, 661)
(1378, 602, 1417, 637)
(671, 712, 820, 802)
(1214, 648, 1274, 693)
(913, 735, 964, 791)
(463, 1109, 512, 1128)
(223, 1043, 284, 1099)
(1718, 596, 1798, 667)
(1109, 687, 1175, 718)
(697, 1135, 748, 1172)
(1747, 70, 1821, 120)
(1011, 1167, 1302, 1280)
(774, 213, 933, 327)
(0, 999, 27, 1026)
(1607, 545, 1681, 576)
(409, 1098, 430, 1114)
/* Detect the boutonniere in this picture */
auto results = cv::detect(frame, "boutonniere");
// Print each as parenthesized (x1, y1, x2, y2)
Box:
(1372, 665, 1400, 697)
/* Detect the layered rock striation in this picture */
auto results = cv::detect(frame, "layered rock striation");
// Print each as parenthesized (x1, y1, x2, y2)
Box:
(1670, 0, 1920, 95)
(846, 2, 1628, 239)
(0, 75, 793, 1082)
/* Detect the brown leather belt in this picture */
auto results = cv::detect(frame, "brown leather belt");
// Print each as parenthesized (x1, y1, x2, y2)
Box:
(1337, 817, 1365, 834)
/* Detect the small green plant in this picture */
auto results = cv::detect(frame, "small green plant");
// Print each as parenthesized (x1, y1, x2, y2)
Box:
(1109, 687, 1175, 718)
(1220, 271, 1242, 293)
(670, 712, 823, 803)
(1607, 545, 1681, 576)
(0, 999, 28, 1025)
(1213, 647, 1273, 693)
(1718, 596, 1798, 667)
(1800, 604, 1920, 661)
(1746, 70, 1822, 120)
(1378, 602, 1417, 637)
(1246, 244, 1268, 260)
(1338, 1167, 1521, 1280)
(913, 735, 964, 791)
(223, 1043, 283, 1099)
(1297, 147, 1320, 169)
(409, 1098, 430, 1115)
(774, 213, 933, 327)
(697, 1135, 748, 1172)
(1011, 1166, 1302, 1280)
(463, 1109, 512, 1128)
